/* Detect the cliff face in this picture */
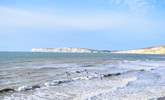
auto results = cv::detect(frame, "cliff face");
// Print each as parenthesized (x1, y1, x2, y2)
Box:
(113, 46, 165, 54)
(32, 48, 99, 53)
(32, 46, 165, 54)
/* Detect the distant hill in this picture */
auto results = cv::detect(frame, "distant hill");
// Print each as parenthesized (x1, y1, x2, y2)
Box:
(32, 46, 165, 54)
(32, 48, 111, 53)
(112, 46, 165, 54)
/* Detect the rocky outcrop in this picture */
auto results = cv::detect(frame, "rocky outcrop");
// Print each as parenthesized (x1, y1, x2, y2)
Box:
(31, 48, 104, 53)
(112, 46, 165, 54)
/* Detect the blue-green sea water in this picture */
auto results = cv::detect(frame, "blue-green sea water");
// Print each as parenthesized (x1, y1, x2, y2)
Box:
(0, 52, 165, 100)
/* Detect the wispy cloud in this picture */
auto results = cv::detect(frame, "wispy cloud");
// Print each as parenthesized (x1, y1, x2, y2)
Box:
(107, 0, 160, 12)
(0, 6, 164, 32)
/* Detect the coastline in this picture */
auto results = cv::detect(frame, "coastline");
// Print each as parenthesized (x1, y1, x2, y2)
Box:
(31, 46, 165, 54)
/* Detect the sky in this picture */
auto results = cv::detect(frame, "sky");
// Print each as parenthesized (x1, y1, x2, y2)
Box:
(0, 0, 165, 51)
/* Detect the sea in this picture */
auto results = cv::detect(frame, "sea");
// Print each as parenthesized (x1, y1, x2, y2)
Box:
(0, 52, 165, 100)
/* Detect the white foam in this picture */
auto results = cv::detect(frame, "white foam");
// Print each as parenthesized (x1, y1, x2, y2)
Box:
(17, 86, 32, 91)
(2, 60, 165, 100)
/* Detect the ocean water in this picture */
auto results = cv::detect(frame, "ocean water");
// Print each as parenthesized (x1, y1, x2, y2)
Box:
(0, 52, 165, 100)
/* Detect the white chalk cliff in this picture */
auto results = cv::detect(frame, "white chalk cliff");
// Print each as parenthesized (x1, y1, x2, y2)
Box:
(32, 48, 100, 53)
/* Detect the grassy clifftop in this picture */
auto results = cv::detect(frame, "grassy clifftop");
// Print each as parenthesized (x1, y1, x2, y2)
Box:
(112, 46, 165, 54)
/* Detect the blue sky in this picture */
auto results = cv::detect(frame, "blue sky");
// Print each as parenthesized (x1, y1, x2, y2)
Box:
(0, 0, 165, 51)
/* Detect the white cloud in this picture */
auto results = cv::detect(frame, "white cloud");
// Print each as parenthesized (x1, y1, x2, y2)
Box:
(107, 0, 157, 12)
(0, 6, 164, 32)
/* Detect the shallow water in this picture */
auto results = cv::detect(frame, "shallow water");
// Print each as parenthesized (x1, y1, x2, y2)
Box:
(0, 52, 165, 100)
